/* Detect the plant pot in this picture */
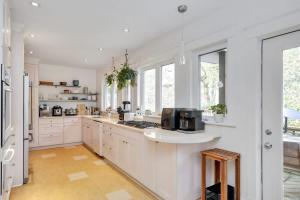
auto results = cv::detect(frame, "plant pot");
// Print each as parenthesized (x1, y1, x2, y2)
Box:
(213, 114, 225, 123)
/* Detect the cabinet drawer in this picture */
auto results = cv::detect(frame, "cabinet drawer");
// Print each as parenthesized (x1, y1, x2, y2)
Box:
(39, 134, 63, 146)
(39, 118, 52, 125)
(51, 118, 63, 124)
(39, 118, 63, 126)
(64, 117, 81, 124)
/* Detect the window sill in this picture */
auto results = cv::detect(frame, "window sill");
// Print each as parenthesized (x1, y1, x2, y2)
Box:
(204, 120, 236, 128)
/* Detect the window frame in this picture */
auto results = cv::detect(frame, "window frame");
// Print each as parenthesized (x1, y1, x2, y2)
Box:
(102, 81, 118, 110)
(193, 44, 227, 115)
(139, 59, 175, 114)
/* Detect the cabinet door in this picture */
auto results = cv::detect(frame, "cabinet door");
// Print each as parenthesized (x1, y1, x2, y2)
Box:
(116, 134, 128, 170)
(155, 142, 177, 200)
(63, 125, 81, 143)
(127, 138, 142, 181)
(86, 123, 93, 148)
(141, 138, 156, 191)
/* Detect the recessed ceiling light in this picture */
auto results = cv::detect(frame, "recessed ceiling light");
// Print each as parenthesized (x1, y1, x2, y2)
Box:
(123, 28, 129, 33)
(29, 33, 35, 38)
(29, 51, 33, 55)
(97, 48, 103, 52)
(31, 1, 40, 7)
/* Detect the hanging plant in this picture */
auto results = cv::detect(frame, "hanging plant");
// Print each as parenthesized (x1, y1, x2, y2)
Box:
(105, 57, 118, 86)
(105, 70, 117, 86)
(116, 50, 137, 90)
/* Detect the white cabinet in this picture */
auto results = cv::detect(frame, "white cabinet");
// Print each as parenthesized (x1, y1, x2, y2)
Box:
(154, 142, 177, 200)
(102, 124, 117, 163)
(82, 118, 93, 148)
(141, 138, 156, 191)
(63, 117, 82, 144)
(39, 118, 63, 146)
(93, 121, 103, 156)
(107, 126, 143, 182)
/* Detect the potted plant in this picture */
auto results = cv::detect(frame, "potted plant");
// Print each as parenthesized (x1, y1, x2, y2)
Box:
(105, 71, 117, 87)
(210, 104, 227, 123)
(116, 50, 137, 90)
(105, 57, 118, 87)
(116, 63, 137, 90)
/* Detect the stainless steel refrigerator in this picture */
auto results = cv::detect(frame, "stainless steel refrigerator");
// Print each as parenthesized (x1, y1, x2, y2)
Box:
(23, 73, 30, 183)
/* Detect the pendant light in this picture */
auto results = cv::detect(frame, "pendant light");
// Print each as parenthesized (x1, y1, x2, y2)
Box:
(178, 4, 188, 65)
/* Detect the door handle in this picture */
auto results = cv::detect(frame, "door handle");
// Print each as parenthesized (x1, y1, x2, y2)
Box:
(265, 129, 272, 135)
(264, 142, 273, 150)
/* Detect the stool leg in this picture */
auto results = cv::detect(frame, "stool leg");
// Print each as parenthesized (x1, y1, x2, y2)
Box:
(201, 155, 206, 200)
(235, 156, 240, 200)
(220, 160, 228, 200)
(215, 160, 220, 183)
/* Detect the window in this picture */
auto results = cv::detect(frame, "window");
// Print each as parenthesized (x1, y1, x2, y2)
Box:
(103, 82, 118, 110)
(105, 85, 111, 109)
(113, 84, 117, 109)
(199, 49, 226, 110)
(141, 62, 175, 113)
(144, 69, 156, 112)
(161, 63, 175, 108)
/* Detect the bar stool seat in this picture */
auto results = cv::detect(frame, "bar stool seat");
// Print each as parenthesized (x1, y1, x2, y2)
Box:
(201, 148, 240, 200)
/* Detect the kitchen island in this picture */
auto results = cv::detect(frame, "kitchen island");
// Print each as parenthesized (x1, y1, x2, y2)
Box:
(37, 115, 222, 200)
(85, 116, 221, 200)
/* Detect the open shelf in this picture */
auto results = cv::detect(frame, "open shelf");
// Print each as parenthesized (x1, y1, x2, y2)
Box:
(39, 84, 81, 88)
(39, 99, 97, 103)
(59, 93, 98, 95)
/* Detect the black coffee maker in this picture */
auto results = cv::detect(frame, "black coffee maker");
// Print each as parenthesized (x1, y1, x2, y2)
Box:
(117, 101, 131, 121)
(179, 110, 205, 132)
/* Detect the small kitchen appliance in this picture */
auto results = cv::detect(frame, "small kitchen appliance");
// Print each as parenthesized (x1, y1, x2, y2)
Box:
(52, 105, 63, 116)
(124, 113, 135, 121)
(179, 110, 205, 132)
(65, 108, 77, 116)
(72, 80, 79, 86)
(39, 104, 50, 117)
(122, 101, 131, 112)
(161, 108, 185, 130)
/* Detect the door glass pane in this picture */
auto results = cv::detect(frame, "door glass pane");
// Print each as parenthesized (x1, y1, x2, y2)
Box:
(282, 46, 300, 199)
(199, 49, 226, 111)
(144, 69, 156, 112)
(161, 63, 175, 108)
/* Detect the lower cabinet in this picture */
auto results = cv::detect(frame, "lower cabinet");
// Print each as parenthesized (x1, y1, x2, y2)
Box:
(63, 124, 81, 143)
(154, 142, 177, 200)
(92, 121, 103, 156)
(38, 117, 81, 147)
(102, 123, 177, 200)
(39, 121, 63, 146)
(82, 118, 93, 148)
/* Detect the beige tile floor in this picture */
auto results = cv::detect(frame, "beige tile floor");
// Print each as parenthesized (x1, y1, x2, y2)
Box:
(10, 145, 157, 200)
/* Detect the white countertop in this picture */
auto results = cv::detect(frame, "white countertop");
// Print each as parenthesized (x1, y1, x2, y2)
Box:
(39, 115, 222, 144)
(143, 128, 221, 144)
(85, 116, 221, 144)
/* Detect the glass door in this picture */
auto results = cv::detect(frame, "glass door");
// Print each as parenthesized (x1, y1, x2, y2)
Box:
(262, 30, 300, 200)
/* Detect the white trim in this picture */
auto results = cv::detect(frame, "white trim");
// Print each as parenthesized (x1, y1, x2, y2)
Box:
(139, 60, 175, 114)
(192, 43, 227, 111)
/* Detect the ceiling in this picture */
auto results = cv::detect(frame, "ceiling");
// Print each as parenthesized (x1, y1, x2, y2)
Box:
(10, 0, 228, 68)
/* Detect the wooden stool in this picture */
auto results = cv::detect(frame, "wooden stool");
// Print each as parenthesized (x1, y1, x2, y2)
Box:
(201, 148, 240, 200)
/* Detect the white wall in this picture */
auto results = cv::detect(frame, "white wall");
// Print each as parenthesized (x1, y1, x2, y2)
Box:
(38, 64, 97, 109)
(11, 25, 24, 186)
(96, 1, 300, 199)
